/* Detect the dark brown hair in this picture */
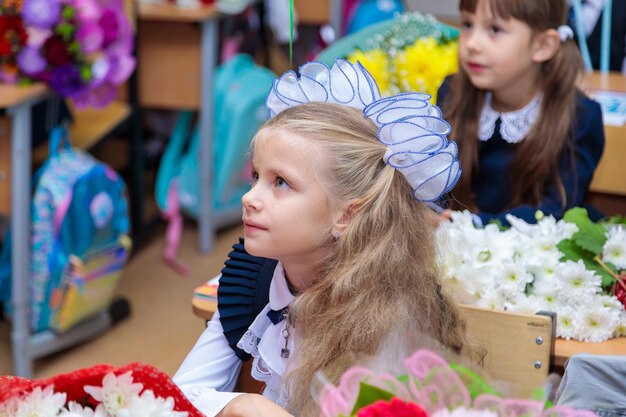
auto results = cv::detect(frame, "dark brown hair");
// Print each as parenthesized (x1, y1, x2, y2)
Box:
(444, 0, 582, 211)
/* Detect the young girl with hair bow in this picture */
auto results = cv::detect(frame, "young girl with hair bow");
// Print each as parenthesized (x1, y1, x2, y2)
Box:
(173, 60, 470, 417)
(438, 0, 605, 226)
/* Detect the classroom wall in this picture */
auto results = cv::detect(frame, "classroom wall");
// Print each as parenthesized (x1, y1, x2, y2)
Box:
(404, 0, 460, 21)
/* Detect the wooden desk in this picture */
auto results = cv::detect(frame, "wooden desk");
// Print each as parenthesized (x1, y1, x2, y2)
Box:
(554, 337, 626, 368)
(138, 3, 243, 253)
(190, 290, 626, 370)
(581, 72, 626, 197)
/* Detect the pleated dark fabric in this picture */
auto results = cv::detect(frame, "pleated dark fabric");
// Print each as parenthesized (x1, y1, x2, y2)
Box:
(217, 238, 277, 361)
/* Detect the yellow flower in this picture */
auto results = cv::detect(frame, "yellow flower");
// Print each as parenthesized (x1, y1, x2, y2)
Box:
(393, 38, 458, 102)
(347, 49, 392, 96)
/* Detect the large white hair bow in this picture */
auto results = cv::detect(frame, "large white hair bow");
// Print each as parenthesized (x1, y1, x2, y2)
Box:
(266, 59, 461, 202)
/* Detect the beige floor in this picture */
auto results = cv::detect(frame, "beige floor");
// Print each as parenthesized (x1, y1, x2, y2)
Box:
(0, 223, 244, 379)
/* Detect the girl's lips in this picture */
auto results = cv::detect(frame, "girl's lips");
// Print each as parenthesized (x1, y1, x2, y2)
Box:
(467, 62, 485, 72)
(243, 221, 267, 233)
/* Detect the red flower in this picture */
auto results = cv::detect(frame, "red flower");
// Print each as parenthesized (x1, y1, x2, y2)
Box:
(357, 398, 430, 417)
(43, 34, 73, 66)
(0, 14, 28, 57)
(616, 274, 626, 310)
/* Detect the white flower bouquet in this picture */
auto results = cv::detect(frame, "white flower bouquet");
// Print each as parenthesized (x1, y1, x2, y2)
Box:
(437, 208, 626, 342)
(0, 362, 202, 417)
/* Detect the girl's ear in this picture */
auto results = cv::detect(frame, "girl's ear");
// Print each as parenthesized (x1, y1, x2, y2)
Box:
(531, 29, 560, 63)
(333, 199, 361, 234)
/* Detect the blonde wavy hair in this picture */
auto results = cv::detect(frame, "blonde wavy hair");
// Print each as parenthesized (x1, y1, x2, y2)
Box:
(256, 102, 468, 416)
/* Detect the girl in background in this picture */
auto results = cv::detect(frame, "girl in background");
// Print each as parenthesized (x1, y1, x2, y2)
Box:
(174, 60, 468, 417)
(438, 0, 605, 226)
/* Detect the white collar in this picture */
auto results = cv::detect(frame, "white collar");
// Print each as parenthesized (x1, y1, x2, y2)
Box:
(479, 92, 542, 143)
(269, 262, 294, 311)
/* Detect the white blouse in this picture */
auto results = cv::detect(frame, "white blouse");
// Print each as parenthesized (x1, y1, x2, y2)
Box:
(173, 263, 295, 416)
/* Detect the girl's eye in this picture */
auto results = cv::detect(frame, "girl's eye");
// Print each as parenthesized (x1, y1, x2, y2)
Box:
(275, 176, 290, 189)
(461, 20, 472, 30)
(489, 25, 502, 34)
(250, 171, 259, 185)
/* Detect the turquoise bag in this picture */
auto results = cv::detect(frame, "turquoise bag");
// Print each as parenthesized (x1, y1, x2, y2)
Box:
(0, 126, 130, 332)
(155, 54, 275, 274)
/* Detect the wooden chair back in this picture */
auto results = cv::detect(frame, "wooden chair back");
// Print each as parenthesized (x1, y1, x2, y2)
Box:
(458, 304, 555, 398)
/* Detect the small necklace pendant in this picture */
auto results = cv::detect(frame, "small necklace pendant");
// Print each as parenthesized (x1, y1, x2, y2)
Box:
(281, 324, 290, 358)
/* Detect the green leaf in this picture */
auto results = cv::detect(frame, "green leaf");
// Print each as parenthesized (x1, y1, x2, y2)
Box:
(601, 215, 626, 226)
(56, 22, 75, 41)
(350, 382, 395, 414)
(557, 240, 615, 288)
(562, 208, 606, 255)
(557, 238, 592, 262)
(62, 5, 76, 20)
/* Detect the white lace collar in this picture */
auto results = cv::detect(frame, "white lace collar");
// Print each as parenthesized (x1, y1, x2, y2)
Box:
(479, 92, 542, 143)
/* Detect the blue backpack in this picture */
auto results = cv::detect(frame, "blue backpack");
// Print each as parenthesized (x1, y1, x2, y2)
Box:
(0, 127, 130, 333)
(155, 54, 275, 274)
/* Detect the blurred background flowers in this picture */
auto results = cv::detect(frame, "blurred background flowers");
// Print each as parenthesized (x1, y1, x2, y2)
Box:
(346, 12, 458, 101)
(0, 0, 135, 108)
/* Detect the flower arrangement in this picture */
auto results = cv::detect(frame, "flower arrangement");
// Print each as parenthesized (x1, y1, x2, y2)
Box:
(318, 349, 597, 417)
(0, 0, 27, 83)
(346, 12, 458, 101)
(0, 362, 204, 417)
(437, 208, 626, 342)
(0, 0, 135, 108)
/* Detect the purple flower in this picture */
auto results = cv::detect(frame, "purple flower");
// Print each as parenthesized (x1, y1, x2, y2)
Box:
(22, 0, 62, 30)
(76, 20, 104, 54)
(99, 10, 120, 47)
(49, 64, 83, 97)
(17, 47, 47, 75)
(105, 52, 135, 85)
(72, 82, 118, 109)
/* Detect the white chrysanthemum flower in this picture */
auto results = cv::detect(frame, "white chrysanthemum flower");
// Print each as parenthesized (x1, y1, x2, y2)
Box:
(84, 371, 143, 416)
(467, 224, 517, 268)
(596, 294, 625, 312)
(495, 261, 533, 294)
(451, 264, 501, 304)
(432, 407, 498, 417)
(474, 287, 506, 310)
(602, 225, 626, 269)
(507, 213, 578, 243)
(553, 260, 602, 301)
(449, 210, 479, 230)
(525, 254, 560, 283)
(574, 304, 621, 342)
(614, 311, 626, 337)
(0, 398, 18, 417)
(60, 402, 107, 417)
(534, 289, 562, 312)
(15, 386, 66, 417)
(556, 306, 580, 340)
(531, 271, 563, 296)
(117, 390, 188, 417)
(505, 294, 541, 315)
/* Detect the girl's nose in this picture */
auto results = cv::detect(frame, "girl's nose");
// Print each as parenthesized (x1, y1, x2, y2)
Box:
(242, 186, 259, 211)
(464, 30, 482, 53)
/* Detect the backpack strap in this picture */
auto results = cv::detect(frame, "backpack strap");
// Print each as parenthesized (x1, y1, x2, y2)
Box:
(217, 238, 277, 361)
